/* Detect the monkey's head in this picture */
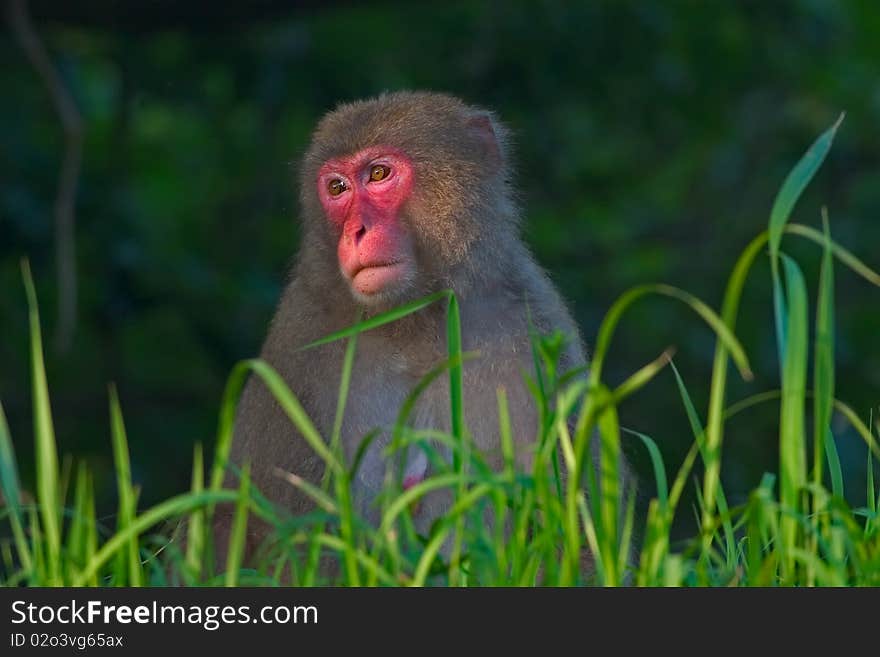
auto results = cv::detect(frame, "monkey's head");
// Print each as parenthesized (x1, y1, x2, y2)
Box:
(300, 91, 514, 307)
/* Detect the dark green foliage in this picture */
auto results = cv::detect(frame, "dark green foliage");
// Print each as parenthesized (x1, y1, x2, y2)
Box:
(1, 1, 879, 556)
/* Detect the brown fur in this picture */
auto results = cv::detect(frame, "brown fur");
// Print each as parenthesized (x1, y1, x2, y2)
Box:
(221, 91, 622, 567)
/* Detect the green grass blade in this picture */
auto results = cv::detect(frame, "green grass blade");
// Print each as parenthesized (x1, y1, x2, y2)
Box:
(446, 292, 465, 447)
(446, 292, 467, 586)
(831, 399, 880, 462)
(225, 463, 251, 587)
(73, 489, 239, 586)
(617, 480, 637, 579)
(328, 331, 358, 479)
(29, 507, 44, 584)
(786, 223, 880, 287)
(597, 393, 621, 586)
(21, 258, 61, 585)
(497, 388, 515, 478)
(273, 468, 338, 513)
(636, 499, 666, 585)
(186, 443, 205, 579)
(701, 232, 769, 556)
(612, 348, 675, 403)
(301, 289, 451, 349)
(0, 401, 32, 574)
(813, 212, 835, 496)
(582, 280, 754, 551)
(379, 473, 464, 533)
(589, 284, 752, 387)
(212, 359, 342, 497)
(624, 428, 667, 511)
(669, 362, 736, 568)
(109, 385, 142, 586)
(311, 534, 396, 586)
(823, 430, 844, 499)
(769, 116, 843, 378)
(662, 554, 684, 587)
(321, 330, 359, 585)
(768, 114, 844, 257)
(64, 461, 89, 576)
(771, 267, 788, 372)
(410, 483, 492, 587)
(576, 493, 605, 584)
(866, 439, 876, 538)
(83, 472, 98, 586)
(668, 440, 701, 516)
(778, 254, 809, 581)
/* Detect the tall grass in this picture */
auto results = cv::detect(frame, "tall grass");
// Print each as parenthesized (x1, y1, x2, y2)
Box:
(1, 119, 879, 586)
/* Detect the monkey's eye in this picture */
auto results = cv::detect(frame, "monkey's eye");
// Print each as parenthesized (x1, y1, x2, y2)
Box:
(369, 164, 390, 182)
(327, 179, 347, 196)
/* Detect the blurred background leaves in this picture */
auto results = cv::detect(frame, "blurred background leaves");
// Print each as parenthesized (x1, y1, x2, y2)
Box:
(1, 0, 878, 536)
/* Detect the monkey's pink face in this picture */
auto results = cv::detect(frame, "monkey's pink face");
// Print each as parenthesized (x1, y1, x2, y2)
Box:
(318, 147, 416, 304)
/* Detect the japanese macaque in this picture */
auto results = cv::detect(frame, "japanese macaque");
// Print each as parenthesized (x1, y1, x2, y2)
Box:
(222, 91, 625, 562)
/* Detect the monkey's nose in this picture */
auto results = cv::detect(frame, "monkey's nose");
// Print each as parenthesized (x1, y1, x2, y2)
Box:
(344, 219, 367, 245)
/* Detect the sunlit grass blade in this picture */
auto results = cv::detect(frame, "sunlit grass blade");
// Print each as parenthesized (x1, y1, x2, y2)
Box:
(446, 293, 465, 446)
(410, 482, 492, 586)
(212, 359, 342, 498)
(325, 331, 359, 586)
(494, 387, 515, 582)
(64, 461, 88, 575)
(597, 391, 622, 586)
(576, 493, 605, 584)
(624, 428, 667, 510)
(813, 212, 835, 491)
(581, 280, 753, 562)
(83, 471, 98, 586)
(866, 439, 877, 538)
(21, 258, 61, 585)
(636, 499, 665, 585)
(831, 399, 880, 462)
(778, 254, 809, 582)
(58, 456, 72, 523)
(109, 385, 141, 586)
(333, 468, 360, 586)
(617, 480, 637, 580)
(784, 224, 880, 288)
(589, 284, 752, 387)
(73, 489, 239, 586)
(29, 507, 44, 584)
(309, 534, 396, 586)
(273, 469, 338, 515)
(612, 348, 675, 403)
(329, 331, 358, 471)
(379, 473, 465, 533)
(817, 429, 843, 501)
(701, 233, 768, 559)
(663, 554, 685, 587)
(186, 443, 205, 579)
(808, 211, 836, 584)
(669, 362, 735, 569)
(445, 292, 468, 586)
(225, 464, 251, 586)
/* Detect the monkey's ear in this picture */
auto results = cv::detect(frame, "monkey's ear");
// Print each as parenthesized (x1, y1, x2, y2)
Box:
(465, 112, 503, 172)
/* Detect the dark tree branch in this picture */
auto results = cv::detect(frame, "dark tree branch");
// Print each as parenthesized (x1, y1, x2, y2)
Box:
(7, 0, 83, 353)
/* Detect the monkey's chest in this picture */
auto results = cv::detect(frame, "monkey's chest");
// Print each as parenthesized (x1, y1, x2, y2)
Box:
(341, 348, 448, 438)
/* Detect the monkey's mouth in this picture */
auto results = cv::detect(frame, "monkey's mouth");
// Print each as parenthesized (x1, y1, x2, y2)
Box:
(351, 261, 406, 296)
